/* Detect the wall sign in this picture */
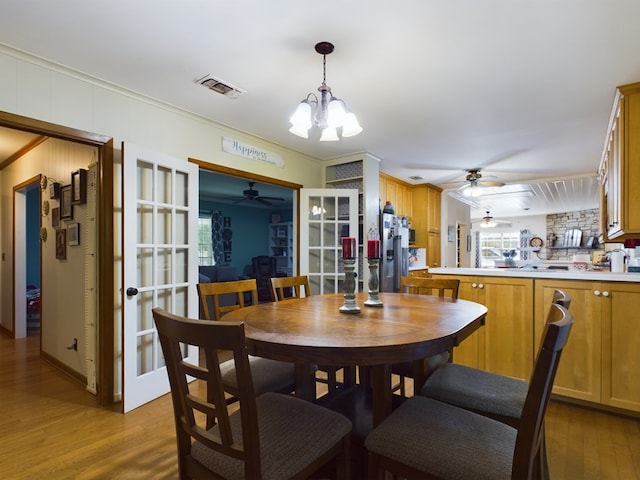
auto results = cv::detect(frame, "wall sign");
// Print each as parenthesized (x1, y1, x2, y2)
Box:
(222, 137, 284, 168)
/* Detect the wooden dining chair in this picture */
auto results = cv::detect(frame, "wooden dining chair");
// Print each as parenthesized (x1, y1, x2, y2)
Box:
(269, 275, 356, 390)
(152, 308, 352, 480)
(399, 276, 460, 298)
(270, 275, 311, 301)
(391, 276, 461, 396)
(418, 289, 572, 478)
(366, 302, 574, 480)
(197, 279, 296, 401)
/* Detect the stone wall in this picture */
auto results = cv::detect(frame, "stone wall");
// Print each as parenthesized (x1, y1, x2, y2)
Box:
(546, 208, 600, 261)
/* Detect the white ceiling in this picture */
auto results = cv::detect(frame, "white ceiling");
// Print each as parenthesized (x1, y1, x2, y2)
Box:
(2, 0, 636, 219)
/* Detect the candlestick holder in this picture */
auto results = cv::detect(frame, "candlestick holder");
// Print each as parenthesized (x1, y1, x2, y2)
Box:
(340, 257, 361, 313)
(364, 257, 383, 307)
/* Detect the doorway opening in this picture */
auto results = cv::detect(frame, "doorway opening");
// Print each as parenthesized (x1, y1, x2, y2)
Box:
(13, 177, 41, 339)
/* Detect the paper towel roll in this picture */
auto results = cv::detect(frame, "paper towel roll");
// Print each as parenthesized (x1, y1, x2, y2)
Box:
(611, 251, 625, 273)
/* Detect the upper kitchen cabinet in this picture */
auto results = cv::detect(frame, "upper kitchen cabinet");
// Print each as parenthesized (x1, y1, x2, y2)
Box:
(379, 172, 413, 218)
(600, 81, 640, 241)
(412, 184, 442, 267)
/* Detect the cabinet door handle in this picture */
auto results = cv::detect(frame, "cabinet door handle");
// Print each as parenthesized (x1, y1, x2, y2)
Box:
(594, 290, 601, 296)
(471, 283, 478, 288)
(602, 291, 610, 297)
(478, 284, 484, 289)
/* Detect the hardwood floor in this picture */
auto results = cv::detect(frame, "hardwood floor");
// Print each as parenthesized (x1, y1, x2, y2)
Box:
(1, 333, 639, 479)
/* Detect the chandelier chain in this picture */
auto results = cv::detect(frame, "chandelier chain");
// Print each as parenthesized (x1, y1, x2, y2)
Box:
(322, 54, 327, 87)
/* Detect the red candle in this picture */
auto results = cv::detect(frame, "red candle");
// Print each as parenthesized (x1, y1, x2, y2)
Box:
(342, 237, 356, 258)
(367, 239, 380, 258)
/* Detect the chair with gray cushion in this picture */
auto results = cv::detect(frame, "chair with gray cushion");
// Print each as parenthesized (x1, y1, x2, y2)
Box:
(365, 302, 573, 480)
(391, 276, 461, 396)
(197, 279, 296, 402)
(419, 289, 571, 425)
(153, 308, 352, 479)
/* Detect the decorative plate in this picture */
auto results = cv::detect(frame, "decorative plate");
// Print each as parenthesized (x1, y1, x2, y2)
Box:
(529, 237, 543, 248)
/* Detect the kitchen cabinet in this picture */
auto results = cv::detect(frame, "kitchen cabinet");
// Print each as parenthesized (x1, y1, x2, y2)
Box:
(599, 81, 640, 241)
(408, 268, 430, 278)
(535, 279, 640, 412)
(534, 280, 602, 404)
(426, 232, 441, 268)
(431, 274, 534, 381)
(379, 172, 413, 217)
(412, 184, 442, 267)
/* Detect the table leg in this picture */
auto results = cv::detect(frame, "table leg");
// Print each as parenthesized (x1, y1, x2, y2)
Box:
(369, 364, 392, 427)
(294, 363, 316, 401)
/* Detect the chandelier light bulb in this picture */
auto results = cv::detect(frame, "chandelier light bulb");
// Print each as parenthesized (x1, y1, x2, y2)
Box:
(320, 127, 339, 142)
(327, 97, 346, 128)
(341, 112, 363, 137)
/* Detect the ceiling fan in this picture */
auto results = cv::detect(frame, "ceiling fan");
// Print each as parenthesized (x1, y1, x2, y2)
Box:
(235, 181, 284, 206)
(457, 169, 506, 197)
(476, 211, 511, 228)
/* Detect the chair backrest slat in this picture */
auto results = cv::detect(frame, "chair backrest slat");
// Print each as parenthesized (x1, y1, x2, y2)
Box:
(270, 275, 311, 301)
(197, 279, 259, 320)
(399, 276, 460, 299)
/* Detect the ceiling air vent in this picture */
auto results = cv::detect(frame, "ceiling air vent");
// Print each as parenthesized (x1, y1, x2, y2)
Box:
(195, 75, 246, 99)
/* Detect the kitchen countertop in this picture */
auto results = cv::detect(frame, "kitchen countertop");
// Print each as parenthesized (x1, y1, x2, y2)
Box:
(429, 267, 640, 283)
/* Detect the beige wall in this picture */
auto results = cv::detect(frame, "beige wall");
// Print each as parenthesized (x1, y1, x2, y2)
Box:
(0, 139, 94, 374)
(0, 44, 325, 395)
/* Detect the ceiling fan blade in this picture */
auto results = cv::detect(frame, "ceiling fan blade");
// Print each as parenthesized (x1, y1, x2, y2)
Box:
(259, 196, 284, 201)
(256, 197, 272, 206)
(478, 179, 505, 187)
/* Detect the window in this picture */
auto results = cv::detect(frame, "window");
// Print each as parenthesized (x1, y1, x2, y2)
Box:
(479, 231, 520, 267)
(198, 213, 215, 266)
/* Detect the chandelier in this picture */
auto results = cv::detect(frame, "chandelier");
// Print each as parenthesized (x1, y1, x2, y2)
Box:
(289, 42, 362, 141)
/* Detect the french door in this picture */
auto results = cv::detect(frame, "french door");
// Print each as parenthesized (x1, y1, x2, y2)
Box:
(299, 188, 358, 295)
(122, 143, 199, 412)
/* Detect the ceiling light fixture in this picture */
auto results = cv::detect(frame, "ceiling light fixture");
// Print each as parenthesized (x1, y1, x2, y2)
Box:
(479, 217, 497, 228)
(463, 180, 483, 197)
(289, 42, 362, 141)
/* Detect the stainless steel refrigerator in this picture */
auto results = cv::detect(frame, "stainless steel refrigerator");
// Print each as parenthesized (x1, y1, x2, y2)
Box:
(380, 213, 410, 292)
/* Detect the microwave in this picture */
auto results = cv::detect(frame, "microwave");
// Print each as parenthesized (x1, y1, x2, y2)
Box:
(408, 229, 416, 245)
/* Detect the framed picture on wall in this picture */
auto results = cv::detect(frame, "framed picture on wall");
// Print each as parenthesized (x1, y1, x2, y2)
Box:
(68, 222, 80, 246)
(51, 207, 60, 228)
(55, 229, 66, 260)
(71, 168, 87, 205)
(60, 184, 73, 220)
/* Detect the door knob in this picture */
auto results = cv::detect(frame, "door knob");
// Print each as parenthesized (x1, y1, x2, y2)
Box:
(126, 287, 139, 297)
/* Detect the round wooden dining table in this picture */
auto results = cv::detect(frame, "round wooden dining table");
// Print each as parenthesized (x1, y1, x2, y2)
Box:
(223, 291, 487, 431)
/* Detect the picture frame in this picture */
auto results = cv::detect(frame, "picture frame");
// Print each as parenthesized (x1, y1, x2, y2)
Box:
(51, 207, 60, 228)
(71, 169, 87, 205)
(60, 184, 73, 220)
(49, 182, 60, 199)
(447, 225, 455, 242)
(55, 229, 66, 260)
(68, 222, 80, 246)
(270, 213, 281, 224)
